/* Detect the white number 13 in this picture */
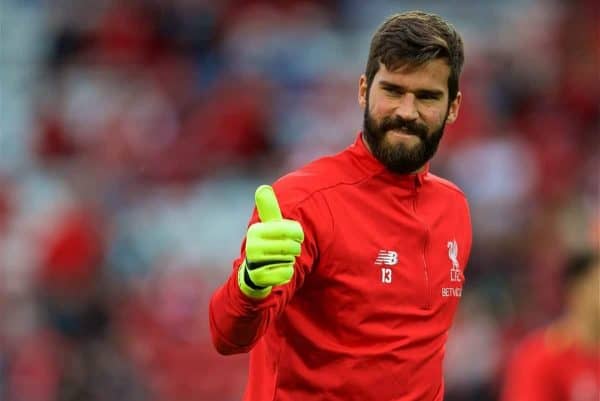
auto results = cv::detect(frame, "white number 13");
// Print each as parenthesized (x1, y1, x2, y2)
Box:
(381, 268, 392, 283)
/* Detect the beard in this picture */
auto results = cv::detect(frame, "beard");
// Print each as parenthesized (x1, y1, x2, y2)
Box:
(362, 100, 447, 174)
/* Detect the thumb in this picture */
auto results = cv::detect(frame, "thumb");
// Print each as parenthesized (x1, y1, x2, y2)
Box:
(255, 185, 283, 222)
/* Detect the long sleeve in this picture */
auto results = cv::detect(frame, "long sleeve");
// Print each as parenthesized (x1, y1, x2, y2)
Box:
(208, 187, 333, 355)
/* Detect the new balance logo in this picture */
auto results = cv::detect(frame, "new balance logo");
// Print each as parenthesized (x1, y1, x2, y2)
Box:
(375, 250, 398, 266)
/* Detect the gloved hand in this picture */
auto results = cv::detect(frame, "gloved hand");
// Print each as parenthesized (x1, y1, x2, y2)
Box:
(238, 185, 304, 299)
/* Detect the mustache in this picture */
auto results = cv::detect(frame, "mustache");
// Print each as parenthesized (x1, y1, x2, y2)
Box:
(379, 117, 428, 139)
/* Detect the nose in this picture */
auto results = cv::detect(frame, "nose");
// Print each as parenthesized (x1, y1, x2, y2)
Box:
(394, 93, 419, 121)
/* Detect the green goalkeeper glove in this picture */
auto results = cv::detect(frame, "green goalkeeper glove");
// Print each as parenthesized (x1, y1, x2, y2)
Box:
(237, 185, 304, 299)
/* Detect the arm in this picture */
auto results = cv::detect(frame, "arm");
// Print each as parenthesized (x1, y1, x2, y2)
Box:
(209, 185, 329, 355)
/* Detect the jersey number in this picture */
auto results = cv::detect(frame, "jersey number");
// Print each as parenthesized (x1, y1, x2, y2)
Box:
(381, 268, 392, 283)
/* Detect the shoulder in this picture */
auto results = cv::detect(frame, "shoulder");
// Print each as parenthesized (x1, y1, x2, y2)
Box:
(423, 173, 470, 217)
(272, 149, 367, 208)
(425, 173, 468, 200)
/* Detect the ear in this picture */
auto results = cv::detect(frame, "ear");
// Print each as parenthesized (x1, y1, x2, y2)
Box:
(358, 74, 368, 110)
(445, 91, 462, 124)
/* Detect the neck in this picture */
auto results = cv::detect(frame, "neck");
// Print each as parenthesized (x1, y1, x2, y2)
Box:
(361, 132, 373, 154)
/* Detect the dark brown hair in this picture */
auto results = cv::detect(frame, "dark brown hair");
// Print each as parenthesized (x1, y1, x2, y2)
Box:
(365, 11, 465, 101)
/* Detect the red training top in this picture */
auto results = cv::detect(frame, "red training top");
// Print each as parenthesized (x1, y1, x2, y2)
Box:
(210, 133, 472, 401)
(501, 327, 600, 401)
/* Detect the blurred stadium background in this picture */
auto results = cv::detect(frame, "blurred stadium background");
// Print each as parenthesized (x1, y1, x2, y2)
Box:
(0, 0, 597, 400)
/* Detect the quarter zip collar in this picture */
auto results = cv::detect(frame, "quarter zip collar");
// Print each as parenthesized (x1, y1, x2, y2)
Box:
(348, 132, 429, 189)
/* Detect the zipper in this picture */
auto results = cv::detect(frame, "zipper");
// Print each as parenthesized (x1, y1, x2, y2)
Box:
(412, 185, 432, 309)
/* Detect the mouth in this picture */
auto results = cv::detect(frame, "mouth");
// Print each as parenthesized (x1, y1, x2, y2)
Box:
(387, 129, 419, 139)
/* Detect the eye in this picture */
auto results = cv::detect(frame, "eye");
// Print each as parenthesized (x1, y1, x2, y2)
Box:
(417, 92, 441, 101)
(384, 87, 402, 95)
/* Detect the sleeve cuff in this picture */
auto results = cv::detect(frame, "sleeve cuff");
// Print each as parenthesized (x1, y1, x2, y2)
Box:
(237, 261, 272, 299)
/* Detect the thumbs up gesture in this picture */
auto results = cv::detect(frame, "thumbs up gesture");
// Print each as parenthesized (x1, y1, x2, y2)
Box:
(238, 185, 305, 298)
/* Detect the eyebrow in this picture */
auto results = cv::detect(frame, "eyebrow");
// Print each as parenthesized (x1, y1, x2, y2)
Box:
(379, 80, 444, 98)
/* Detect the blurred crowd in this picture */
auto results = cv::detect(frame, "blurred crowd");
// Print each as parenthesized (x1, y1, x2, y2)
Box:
(0, 0, 598, 400)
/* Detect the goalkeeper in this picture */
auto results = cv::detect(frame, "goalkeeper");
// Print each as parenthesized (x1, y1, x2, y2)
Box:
(210, 10, 472, 401)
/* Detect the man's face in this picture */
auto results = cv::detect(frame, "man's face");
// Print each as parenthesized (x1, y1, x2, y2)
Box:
(358, 60, 461, 174)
